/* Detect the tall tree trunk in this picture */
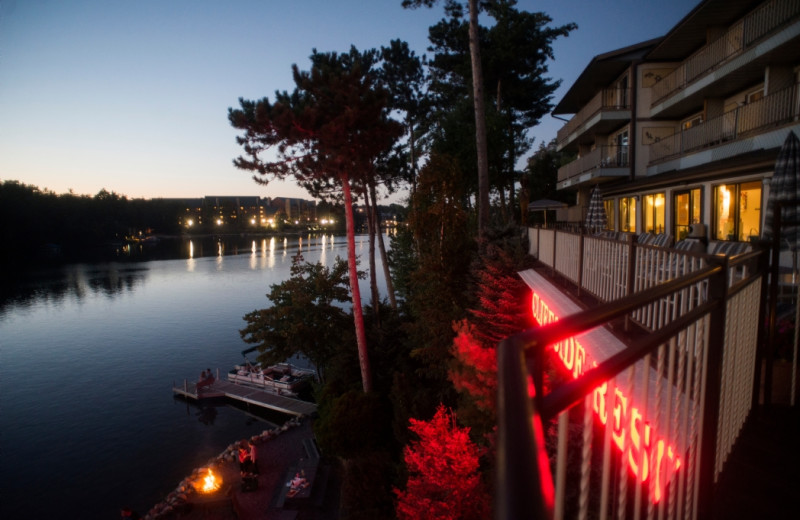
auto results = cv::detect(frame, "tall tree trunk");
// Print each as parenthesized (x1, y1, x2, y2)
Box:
(370, 179, 397, 310)
(468, 0, 490, 236)
(409, 119, 418, 197)
(363, 184, 381, 324)
(341, 175, 372, 393)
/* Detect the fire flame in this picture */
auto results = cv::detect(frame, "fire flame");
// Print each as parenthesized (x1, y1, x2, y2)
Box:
(199, 468, 221, 494)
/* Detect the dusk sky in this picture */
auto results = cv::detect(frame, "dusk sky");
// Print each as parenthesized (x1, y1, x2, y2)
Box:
(1, 0, 698, 203)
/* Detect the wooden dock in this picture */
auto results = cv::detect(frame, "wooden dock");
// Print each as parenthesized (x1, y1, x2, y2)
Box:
(172, 379, 317, 417)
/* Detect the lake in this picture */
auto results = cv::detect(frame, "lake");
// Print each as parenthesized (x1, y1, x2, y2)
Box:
(0, 233, 386, 519)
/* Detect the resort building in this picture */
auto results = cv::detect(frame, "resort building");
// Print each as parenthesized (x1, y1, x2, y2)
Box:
(554, 0, 799, 252)
(498, 1, 800, 518)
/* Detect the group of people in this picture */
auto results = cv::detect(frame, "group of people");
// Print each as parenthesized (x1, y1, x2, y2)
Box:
(196, 368, 215, 390)
(238, 438, 259, 491)
(238, 439, 258, 477)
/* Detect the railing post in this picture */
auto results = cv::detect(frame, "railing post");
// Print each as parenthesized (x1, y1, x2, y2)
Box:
(496, 337, 553, 520)
(551, 229, 558, 277)
(753, 243, 771, 409)
(697, 255, 729, 520)
(764, 202, 783, 406)
(577, 233, 585, 298)
(625, 234, 636, 330)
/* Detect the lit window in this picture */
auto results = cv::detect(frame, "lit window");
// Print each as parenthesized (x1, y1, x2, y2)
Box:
(643, 193, 665, 233)
(619, 197, 636, 233)
(603, 199, 615, 231)
(714, 181, 761, 241)
(673, 188, 702, 240)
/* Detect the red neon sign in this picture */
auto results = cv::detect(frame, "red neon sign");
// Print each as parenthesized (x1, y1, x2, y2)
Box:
(531, 292, 681, 502)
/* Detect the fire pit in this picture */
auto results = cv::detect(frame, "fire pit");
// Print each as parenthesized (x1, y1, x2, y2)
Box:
(188, 467, 233, 514)
(195, 468, 223, 494)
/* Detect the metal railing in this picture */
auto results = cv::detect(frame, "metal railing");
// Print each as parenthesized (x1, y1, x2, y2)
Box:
(649, 82, 799, 163)
(651, 0, 800, 105)
(558, 145, 630, 183)
(500, 229, 768, 519)
(557, 88, 631, 147)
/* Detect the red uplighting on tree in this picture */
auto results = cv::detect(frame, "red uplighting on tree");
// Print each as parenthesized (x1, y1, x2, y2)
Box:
(394, 405, 490, 520)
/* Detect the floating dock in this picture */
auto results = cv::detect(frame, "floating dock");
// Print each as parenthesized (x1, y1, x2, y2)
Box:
(172, 378, 317, 417)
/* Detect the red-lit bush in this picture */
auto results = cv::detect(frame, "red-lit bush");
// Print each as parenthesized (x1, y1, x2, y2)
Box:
(394, 405, 490, 520)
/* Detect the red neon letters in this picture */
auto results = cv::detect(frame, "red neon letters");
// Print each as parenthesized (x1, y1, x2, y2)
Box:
(531, 292, 680, 503)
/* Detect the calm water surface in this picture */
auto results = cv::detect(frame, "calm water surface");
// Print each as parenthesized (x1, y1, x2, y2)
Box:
(0, 234, 384, 519)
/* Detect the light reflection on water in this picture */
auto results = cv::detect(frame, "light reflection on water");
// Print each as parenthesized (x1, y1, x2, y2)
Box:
(0, 234, 385, 519)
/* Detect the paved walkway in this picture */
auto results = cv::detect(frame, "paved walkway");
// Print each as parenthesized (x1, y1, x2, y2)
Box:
(155, 417, 338, 520)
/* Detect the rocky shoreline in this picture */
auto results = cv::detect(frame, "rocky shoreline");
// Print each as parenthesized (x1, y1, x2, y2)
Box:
(143, 416, 305, 519)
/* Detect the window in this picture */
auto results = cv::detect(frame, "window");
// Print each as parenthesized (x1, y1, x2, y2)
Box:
(674, 188, 702, 240)
(714, 181, 761, 241)
(643, 193, 665, 233)
(604, 199, 615, 231)
(619, 196, 636, 233)
(746, 89, 764, 104)
(682, 115, 703, 131)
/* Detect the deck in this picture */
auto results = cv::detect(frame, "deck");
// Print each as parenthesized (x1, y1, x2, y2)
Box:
(172, 379, 317, 417)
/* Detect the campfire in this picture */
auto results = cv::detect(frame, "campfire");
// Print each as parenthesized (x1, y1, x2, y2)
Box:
(195, 468, 222, 494)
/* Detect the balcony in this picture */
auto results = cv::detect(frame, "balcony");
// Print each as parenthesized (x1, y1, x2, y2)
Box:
(651, 0, 800, 116)
(649, 82, 799, 164)
(556, 88, 631, 150)
(557, 145, 629, 189)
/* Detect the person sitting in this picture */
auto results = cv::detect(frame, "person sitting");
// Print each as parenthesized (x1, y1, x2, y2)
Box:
(196, 369, 215, 390)
(290, 472, 308, 489)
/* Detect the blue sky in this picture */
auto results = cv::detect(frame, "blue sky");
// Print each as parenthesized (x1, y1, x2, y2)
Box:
(0, 0, 698, 203)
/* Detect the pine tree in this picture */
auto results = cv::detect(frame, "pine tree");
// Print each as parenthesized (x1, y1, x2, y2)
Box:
(469, 243, 533, 346)
(395, 405, 490, 520)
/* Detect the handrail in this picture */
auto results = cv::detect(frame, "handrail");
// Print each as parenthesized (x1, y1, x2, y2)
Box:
(649, 82, 799, 163)
(507, 264, 720, 353)
(496, 263, 723, 519)
(651, 0, 800, 105)
(540, 298, 718, 421)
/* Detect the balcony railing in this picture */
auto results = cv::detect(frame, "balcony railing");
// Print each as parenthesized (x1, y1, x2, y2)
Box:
(557, 88, 631, 148)
(558, 145, 629, 183)
(649, 82, 799, 163)
(651, 0, 800, 105)
(498, 228, 768, 519)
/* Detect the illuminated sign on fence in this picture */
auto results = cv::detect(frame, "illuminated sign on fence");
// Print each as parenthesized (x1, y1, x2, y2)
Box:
(531, 291, 681, 503)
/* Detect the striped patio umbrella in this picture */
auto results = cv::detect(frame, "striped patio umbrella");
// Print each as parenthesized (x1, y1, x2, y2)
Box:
(585, 185, 607, 234)
(761, 130, 799, 405)
(763, 131, 800, 251)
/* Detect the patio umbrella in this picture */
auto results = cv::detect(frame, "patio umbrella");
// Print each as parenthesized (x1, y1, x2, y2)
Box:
(528, 198, 567, 227)
(762, 130, 799, 404)
(585, 185, 607, 234)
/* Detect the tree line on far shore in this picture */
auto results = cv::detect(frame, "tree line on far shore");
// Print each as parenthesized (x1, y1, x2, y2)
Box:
(0, 181, 185, 269)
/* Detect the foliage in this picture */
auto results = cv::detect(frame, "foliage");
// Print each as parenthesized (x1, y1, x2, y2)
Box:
(404, 153, 475, 388)
(386, 225, 419, 304)
(378, 39, 429, 192)
(239, 254, 352, 373)
(394, 404, 490, 520)
(468, 242, 535, 345)
(449, 241, 533, 438)
(339, 452, 398, 520)
(423, 1, 575, 225)
(0, 180, 183, 270)
(228, 47, 402, 198)
(314, 390, 391, 460)
(449, 319, 497, 433)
